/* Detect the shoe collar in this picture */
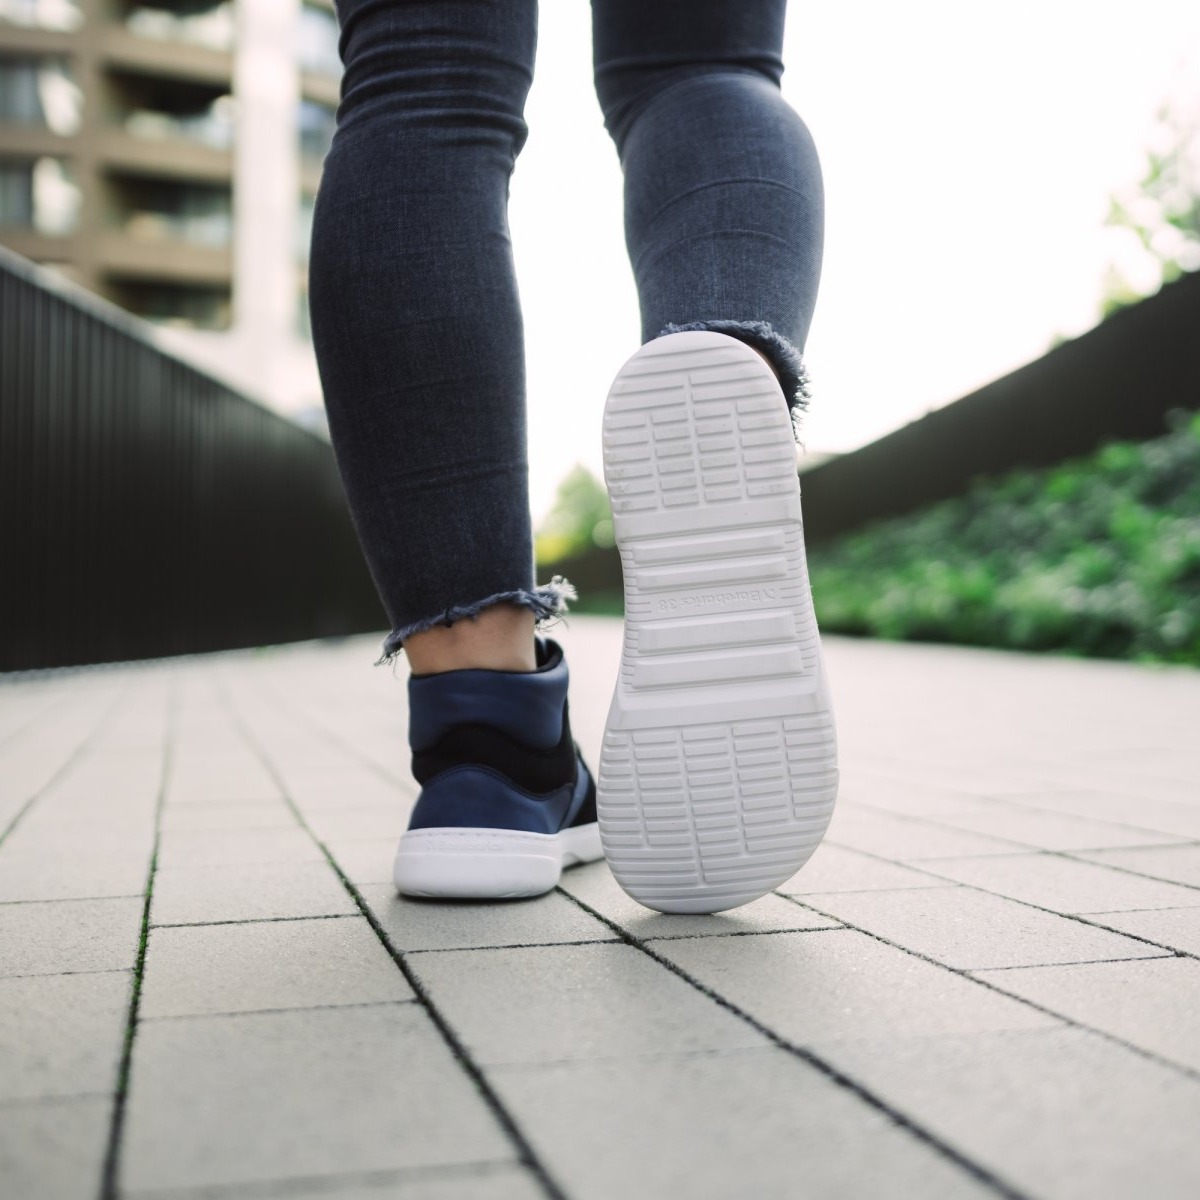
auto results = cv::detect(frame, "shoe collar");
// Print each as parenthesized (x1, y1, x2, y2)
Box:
(408, 637, 568, 752)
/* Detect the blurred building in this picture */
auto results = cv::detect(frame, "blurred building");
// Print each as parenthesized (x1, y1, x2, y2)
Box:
(0, 0, 340, 424)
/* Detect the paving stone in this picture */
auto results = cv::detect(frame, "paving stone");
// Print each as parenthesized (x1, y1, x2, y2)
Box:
(655, 928, 1058, 1046)
(825, 805, 1026, 860)
(32, 747, 163, 817)
(0, 971, 130, 1100)
(973, 956, 1200, 1073)
(0, 1096, 113, 1200)
(350, 1167, 540, 1199)
(776, 842, 954, 894)
(1074, 844, 1200, 888)
(1008, 791, 1200, 840)
(924, 803, 1190, 851)
(120, 1005, 510, 1192)
(7, 624, 1200, 1197)
(0, 690, 119, 820)
(0, 896, 145, 977)
(265, 763, 412, 814)
(302, 805, 408, 842)
(0, 841, 151, 902)
(158, 800, 298, 832)
(558, 860, 840, 939)
(845, 760, 1053, 800)
(0, 792, 26, 831)
(12, 747, 159, 825)
(824, 1028, 1200, 1200)
(916, 852, 1200, 913)
(325, 837, 397, 886)
(408, 942, 765, 1065)
(0, 688, 61, 745)
(359, 883, 616, 953)
(16, 795, 158, 843)
(126, 1165, 541, 1199)
(836, 770, 996, 818)
(801, 886, 1170, 970)
(491, 1048, 993, 1200)
(150, 862, 357, 926)
(1023, 769, 1200, 808)
(1088, 906, 1200, 956)
(140, 917, 412, 1018)
(167, 752, 280, 806)
(156, 827, 324, 870)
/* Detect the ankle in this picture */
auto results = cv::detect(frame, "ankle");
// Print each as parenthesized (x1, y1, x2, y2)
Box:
(403, 604, 538, 674)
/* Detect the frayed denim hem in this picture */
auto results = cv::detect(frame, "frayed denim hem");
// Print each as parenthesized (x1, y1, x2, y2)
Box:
(374, 575, 577, 666)
(658, 319, 812, 438)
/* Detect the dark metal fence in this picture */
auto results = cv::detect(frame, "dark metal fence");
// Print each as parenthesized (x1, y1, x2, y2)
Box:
(1, 247, 385, 671)
(799, 270, 1200, 545)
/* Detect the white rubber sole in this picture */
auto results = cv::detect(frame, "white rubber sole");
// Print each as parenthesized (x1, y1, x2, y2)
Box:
(598, 330, 839, 914)
(393, 823, 603, 900)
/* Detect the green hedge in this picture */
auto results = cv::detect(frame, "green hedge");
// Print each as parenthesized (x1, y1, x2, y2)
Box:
(808, 410, 1200, 664)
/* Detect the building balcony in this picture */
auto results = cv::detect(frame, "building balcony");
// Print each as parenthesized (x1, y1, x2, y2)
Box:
(0, 226, 83, 263)
(0, 121, 77, 156)
(98, 24, 234, 90)
(95, 226, 232, 285)
(299, 70, 339, 112)
(0, 23, 75, 56)
(96, 123, 233, 184)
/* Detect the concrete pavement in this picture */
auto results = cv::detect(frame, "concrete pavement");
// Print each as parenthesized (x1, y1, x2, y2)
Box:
(2, 617, 1199, 1199)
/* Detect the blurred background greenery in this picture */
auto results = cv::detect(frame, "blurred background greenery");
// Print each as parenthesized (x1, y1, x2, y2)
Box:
(806, 411, 1200, 665)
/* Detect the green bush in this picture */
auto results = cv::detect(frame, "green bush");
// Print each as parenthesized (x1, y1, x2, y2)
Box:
(808, 410, 1200, 664)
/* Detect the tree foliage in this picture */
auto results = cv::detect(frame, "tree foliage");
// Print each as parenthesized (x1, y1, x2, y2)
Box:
(1102, 95, 1200, 317)
(534, 463, 614, 564)
(809, 411, 1200, 664)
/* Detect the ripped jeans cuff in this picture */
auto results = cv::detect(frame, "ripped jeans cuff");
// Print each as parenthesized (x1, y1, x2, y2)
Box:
(658, 319, 812, 435)
(375, 575, 577, 665)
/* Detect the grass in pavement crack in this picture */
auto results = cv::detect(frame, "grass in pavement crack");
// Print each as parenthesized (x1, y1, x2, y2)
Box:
(98, 684, 174, 1200)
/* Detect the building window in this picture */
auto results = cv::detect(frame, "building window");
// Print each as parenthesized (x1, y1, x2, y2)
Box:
(0, 56, 83, 135)
(0, 155, 80, 233)
(109, 279, 232, 330)
(295, 278, 311, 339)
(114, 177, 233, 247)
(296, 192, 314, 264)
(0, 0, 82, 31)
(297, 99, 336, 168)
(124, 2, 234, 52)
(120, 91, 235, 151)
(107, 69, 234, 150)
(297, 2, 341, 77)
(122, 93, 235, 151)
(0, 160, 31, 226)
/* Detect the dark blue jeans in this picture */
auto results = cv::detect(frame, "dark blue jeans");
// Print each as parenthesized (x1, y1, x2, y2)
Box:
(309, 0, 823, 660)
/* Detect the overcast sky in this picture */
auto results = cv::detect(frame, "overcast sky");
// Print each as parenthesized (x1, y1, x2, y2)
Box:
(508, 0, 1200, 519)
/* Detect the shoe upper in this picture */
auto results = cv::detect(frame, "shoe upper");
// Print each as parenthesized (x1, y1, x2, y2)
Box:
(405, 637, 597, 836)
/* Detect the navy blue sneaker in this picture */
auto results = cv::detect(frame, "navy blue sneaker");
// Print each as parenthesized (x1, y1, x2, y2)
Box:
(393, 637, 603, 898)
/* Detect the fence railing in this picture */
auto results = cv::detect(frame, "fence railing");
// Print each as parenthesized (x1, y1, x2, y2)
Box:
(1, 245, 384, 671)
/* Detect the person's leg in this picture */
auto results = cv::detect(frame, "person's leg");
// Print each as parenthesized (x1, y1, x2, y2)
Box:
(309, 0, 562, 672)
(309, 2, 601, 899)
(590, 1, 837, 914)
(591, 0, 823, 419)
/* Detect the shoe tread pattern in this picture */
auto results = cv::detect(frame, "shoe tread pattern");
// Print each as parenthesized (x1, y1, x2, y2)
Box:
(599, 333, 838, 913)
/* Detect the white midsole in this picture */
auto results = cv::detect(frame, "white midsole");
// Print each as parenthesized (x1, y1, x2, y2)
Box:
(393, 823, 603, 899)
(598, 331, 839, 915)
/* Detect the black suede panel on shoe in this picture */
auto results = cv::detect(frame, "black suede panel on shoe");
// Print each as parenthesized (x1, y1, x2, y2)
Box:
(411, 699, 580, 796)
(568, 757, 597, 827)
